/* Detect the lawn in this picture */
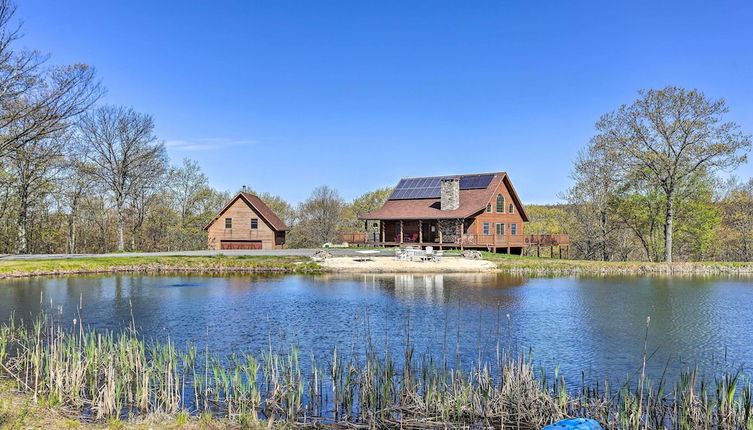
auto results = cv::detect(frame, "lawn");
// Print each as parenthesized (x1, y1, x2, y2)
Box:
(0, 255, 323, 278)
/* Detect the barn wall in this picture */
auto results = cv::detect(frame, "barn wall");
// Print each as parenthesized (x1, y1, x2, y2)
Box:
(207, 197, 283, 250)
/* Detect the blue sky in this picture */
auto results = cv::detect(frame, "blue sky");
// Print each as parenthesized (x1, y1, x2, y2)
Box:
(19, 1, 753, 204)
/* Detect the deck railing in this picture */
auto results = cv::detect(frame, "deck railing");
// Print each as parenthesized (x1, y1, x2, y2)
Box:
(460, 234, 569, 246)
(344, 233, 570, 247)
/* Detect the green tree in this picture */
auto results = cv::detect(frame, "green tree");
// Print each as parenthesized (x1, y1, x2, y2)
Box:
(717, 178, 753, 261)
(592, 86, 751, 262)
(343, 187, 393, 233)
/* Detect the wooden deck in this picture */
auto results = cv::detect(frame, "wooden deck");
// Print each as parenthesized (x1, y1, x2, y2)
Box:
(341, 233, 571, 257)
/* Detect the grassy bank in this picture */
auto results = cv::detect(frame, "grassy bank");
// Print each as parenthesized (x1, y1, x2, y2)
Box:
(3, 252, 753, 278)
(469, 252, 753, 275)
(0, 255, 324, 279)
(1, 315, 752, 429)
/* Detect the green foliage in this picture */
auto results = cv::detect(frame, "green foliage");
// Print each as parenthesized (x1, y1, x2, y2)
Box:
(342, 187, 393, 232)
(525, 205, 571, 235)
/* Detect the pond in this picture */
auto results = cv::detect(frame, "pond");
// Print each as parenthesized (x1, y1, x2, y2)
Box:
(0, 273, 751, 384)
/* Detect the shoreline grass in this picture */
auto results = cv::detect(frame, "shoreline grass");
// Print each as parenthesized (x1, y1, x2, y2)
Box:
(0, 313, 751, 429)
(2, 252, 753, 279)
(460, 251, 753, 276)
(0, 255, 324, 279)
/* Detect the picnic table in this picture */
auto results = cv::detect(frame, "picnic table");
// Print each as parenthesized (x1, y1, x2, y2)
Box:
(354, 250, 379, 262)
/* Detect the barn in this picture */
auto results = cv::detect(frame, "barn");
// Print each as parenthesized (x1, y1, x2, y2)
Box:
(204, 192, 289, 250)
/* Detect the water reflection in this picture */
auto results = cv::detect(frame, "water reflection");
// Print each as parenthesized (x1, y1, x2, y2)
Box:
(0, 273, 751, 384)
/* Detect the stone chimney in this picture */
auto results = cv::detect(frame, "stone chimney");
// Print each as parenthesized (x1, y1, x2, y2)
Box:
(440, 177, 460, 210)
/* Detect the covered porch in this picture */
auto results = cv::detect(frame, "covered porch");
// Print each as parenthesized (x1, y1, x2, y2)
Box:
(361, 219, 470, 247)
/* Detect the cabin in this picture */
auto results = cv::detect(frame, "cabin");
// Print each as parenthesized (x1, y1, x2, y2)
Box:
(204, 192, 289, 250)
(358, 172, 569, 256)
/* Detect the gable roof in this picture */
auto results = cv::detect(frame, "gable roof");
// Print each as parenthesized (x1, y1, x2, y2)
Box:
(204, 192, 290, 231)
(359, 172, 529, 221)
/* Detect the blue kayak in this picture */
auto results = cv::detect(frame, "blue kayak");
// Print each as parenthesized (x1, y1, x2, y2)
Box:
(542, 418, 603, 430)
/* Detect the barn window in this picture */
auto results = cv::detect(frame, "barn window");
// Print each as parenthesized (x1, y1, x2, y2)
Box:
(250, 218, 258, 229)
(511, 223, 518, 235)
(225, 218, 232, 229)
(496, 223, 505, 235)
(483, 222, 490, 235)
(508, 203, 514, 214)
(496, 194, 504, 212)
(486, 204, 491, 212)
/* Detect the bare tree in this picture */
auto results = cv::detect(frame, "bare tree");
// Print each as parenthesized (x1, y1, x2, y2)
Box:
(289, 186, 345, 247)
(7, 136, 66, 253)
(77, 106, 167, 251)
(0, 1, 103, 159)
(593, 86, 751, 262)
(563, 143, 626, 261)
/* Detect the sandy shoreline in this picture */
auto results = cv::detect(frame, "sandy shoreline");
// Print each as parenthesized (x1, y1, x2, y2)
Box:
(320, 256, 496, 273)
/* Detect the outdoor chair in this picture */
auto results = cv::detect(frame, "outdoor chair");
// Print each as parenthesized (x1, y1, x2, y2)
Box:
(423, 246, 433, 262)
(432, 250, 443, 262)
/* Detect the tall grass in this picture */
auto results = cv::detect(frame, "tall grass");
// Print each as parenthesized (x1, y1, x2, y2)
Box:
(0, 312, 751, 429)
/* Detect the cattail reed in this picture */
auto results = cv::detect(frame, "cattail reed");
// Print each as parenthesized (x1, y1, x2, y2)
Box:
(0, 312, 751, 429)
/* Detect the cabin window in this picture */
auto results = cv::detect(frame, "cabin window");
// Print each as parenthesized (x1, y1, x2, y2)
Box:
(496, 223, 505, 235)
(250, 218, 258, 229)
(225, 218, 232, 229)
(486, 204, 491, 212)
(483, 222, 490, 235)
(509, 203, 514, 214)
(496, 194, 504, 212)
(511, 223, 518, 235)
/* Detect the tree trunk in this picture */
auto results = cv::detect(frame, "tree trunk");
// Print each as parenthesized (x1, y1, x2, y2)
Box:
(600, 210, 609, 261)
(664, 197, 674, 263)
(68, 220, 76, 253)
(117, 209, 125, 252)
(17, 209, 28, 254)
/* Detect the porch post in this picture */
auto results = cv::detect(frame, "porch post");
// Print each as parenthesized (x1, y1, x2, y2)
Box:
(399, 220, 404, 243)
(381, 221, 385, 244)
(460, 219, 465, 250)
(418, 220, 423, 244)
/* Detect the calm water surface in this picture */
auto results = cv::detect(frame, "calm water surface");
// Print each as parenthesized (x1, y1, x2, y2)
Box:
(0, 273, 751, 384)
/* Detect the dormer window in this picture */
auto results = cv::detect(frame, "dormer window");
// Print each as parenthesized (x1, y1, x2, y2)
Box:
(496, 194, 504, 212)
(486, 204, 491, 212)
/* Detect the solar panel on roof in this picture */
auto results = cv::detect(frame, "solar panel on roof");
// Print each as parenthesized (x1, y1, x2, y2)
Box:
(460, 175, 493, 189)
(389, 175, 444, 200)
(388, 174, 495, 200)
